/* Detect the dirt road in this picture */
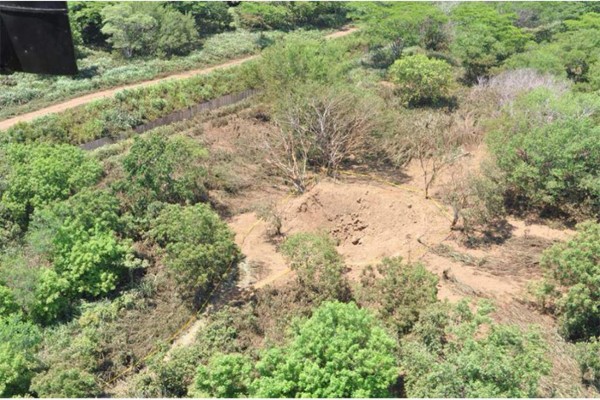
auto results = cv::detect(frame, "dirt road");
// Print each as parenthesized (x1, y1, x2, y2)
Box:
(0, 27, 358, 131)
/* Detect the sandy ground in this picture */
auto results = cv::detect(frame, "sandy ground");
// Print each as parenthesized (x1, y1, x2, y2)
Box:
(0, 27, 358, 131)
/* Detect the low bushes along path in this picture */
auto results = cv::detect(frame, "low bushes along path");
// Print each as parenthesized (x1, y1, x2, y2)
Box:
(0, 27, 358, 131)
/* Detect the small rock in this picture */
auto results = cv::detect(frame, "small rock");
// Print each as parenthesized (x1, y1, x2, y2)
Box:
(352, 237, 361, 245)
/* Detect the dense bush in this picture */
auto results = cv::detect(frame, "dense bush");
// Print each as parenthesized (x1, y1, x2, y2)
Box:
(233, 2, 348, 31)
(258, 36, 352, 96)
(117, 133, 208, 217)
(193, 353, 254, 398)
(358, 257, 438, 338)
(388, 54, 454, 105)
(450, 3, 531, 81)
(487, 89, 600, 218)
(350, 2, 449, 50)
(169, 2, 233, 36)
(194, 302, 398, 397)
(254, 301, 398, 397)
(148, 203, 240, 299)
(0, 144, 102, 234)
(577, 337, 600, 388)
(31, 368, 100, 398)
(502, 12, 600, 90)
(536, 221, 600, 341)
(101, 2, 197, 58)
(0, 283, 18, 317)
(281, 232, 350, 302)
(0, 314, 41, 397)
(401, 300, 550, 397)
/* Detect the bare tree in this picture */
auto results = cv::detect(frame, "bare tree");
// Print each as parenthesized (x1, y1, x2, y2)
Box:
(263, 118, 311, 193)
(406, 111, 460, 199)
(263, 85, 380, 192)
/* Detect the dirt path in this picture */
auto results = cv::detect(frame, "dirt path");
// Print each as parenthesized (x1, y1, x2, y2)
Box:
(0, 27, 358, 131)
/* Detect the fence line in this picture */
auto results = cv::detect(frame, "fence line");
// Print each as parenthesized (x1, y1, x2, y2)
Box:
(80, 88, 260, 151)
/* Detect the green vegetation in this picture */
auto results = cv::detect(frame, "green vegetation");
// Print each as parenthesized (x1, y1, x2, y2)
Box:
(148, 204, 240, 299)
(388, 54, 454, 106)
(194, 301, 398, 398)
(488, 89, 600, 219)
(358, 257, 438, 337)
(281, 233, 350, 302)
(0, 315, 41, 397)
(402, 301, 550, 397)
(0, 144, 102, 238)
(537, 221, 600, 341)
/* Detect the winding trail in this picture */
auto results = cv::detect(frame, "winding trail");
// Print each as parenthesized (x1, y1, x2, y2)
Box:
(0, 27, 358, 131)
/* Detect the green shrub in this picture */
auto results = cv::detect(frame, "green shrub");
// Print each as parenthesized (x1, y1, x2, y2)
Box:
(0, 144, 102, 232)
(537, 221, 600, 341)
(0, 284, 19, 317)
(254, 301, 398, 397)
(487, 89, 600, 218)
(148, 203, 240, 299)
(193, 353, 254, 398)
(388, 54, 454, 105)
(281, 232, 350, 302)
(350, 2, 449, 50)
(31, 367, 100, 398)
(117, 133, 208, 217)
(26, 189, 134, 324)
(576, 337, 600, 388)
(234, 2, 348, 31)
(450, 3, 531, 81)
(0, 314, 41, 397)
(169, 2, 233, 36)
(259, 36, 352, 96)
(358, 257, 438, 338)
(401, 300, 550, 397)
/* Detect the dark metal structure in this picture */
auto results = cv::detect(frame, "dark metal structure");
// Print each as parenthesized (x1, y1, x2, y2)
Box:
(0, 1, 77, 75)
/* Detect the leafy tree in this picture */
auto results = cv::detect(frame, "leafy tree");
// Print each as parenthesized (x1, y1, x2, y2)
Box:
(253, 301, 398, 397)
(0, 144, 102, 233)
(233, 2, 348, 31)
(169, 2, 233, 36)
(0, 314, 41, 397)
(101, 2, 197, 58)
(69, 1, 111, 48)
(401, 300, 550, 397)
(350, 2, 449, 50)
(281, 232, 350, 302)
(259, 36, 351, 96)
(388, 54, 454, 106)
(193, 353, 254, 398)
(148, 203, 240, 299)
(31, 368, 100, 398)
(27, 189, 133, 324)
(117, 133, 208, 217)
(450, 3, 531, 81)
(358, 257, 438, 338)
(0, 284, 18, 317)
(537, 221, 600, 341)
(156, 6, 198, 57)
(487, 89, 600, 218)
(502, 12, 600, 89)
